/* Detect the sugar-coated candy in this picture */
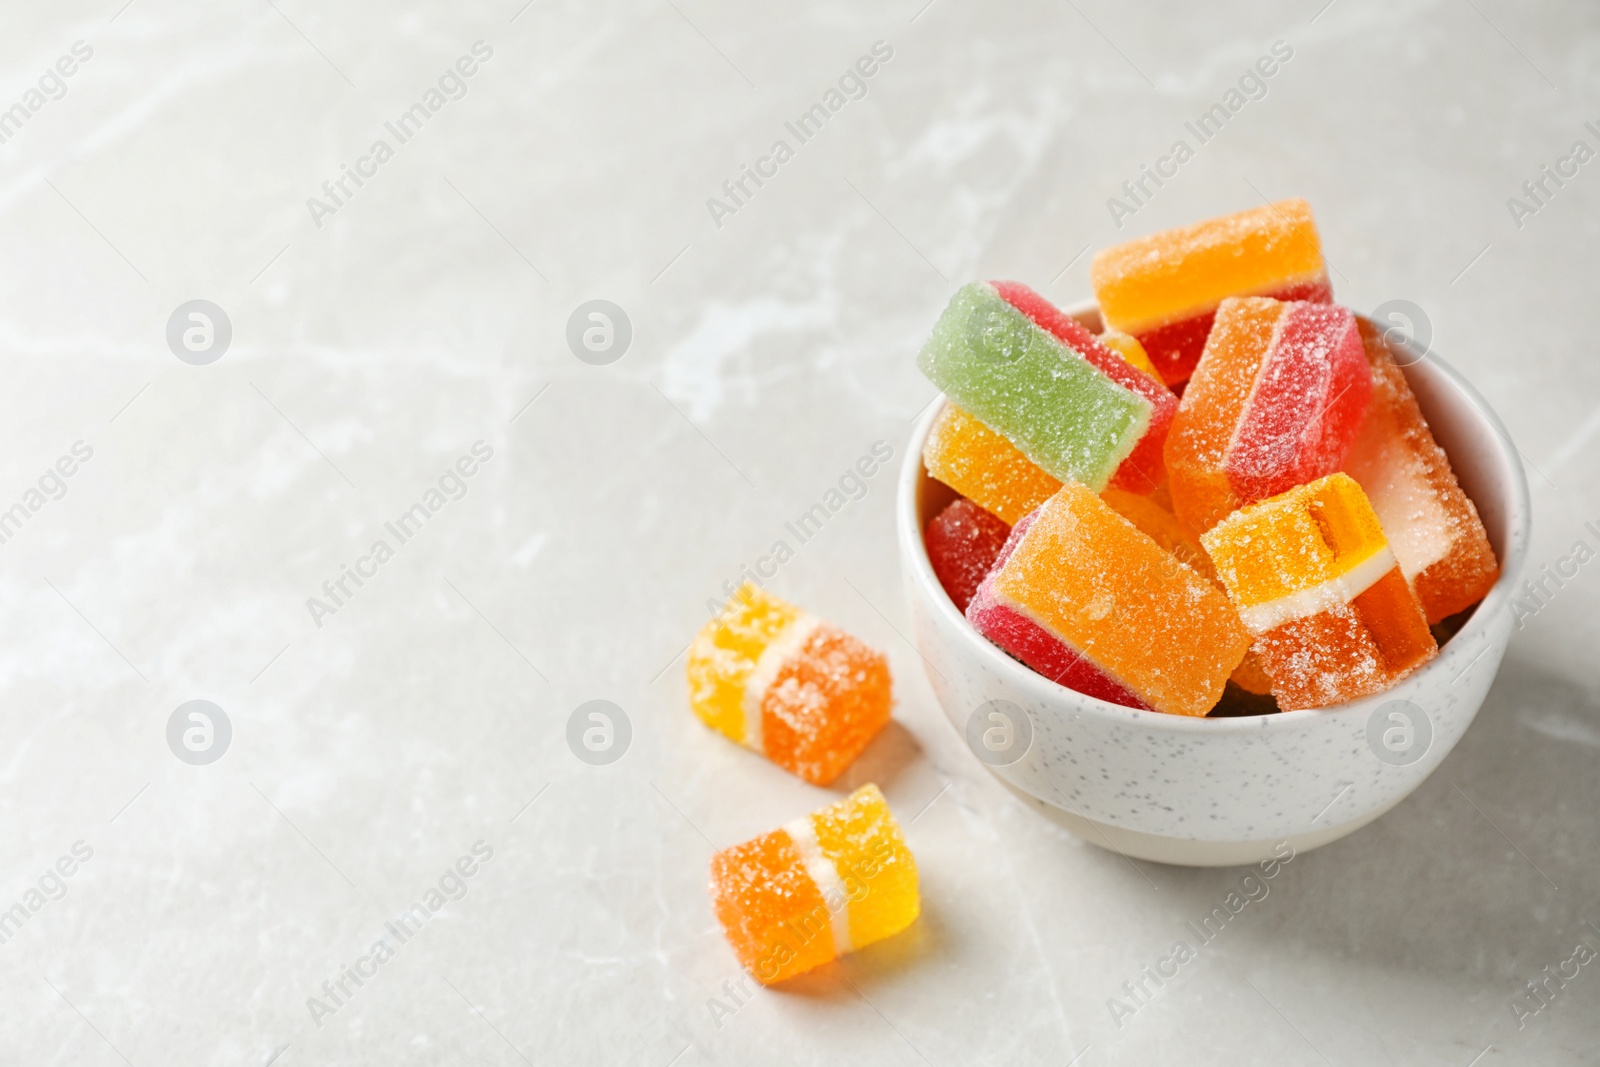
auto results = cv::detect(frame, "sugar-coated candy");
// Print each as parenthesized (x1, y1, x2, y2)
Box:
(924, 496, 1012, 612)
(916, 283, 1159, 493)
(990, 281, 1177, 494)
(1165, 296, 1371, 535)
(1091, 198, 1333, 386)
(968, 484, 1250, 716)
(1201, 473, 1437, 710)
(1101, 487, 1214, 582)
(709, 784, 919, 984)
(1099, 488, 1273, 698)
(1343, 320, 1499, 622)
(1228, 650, 1276, 697)
(687, 585, 891, 785)
(923, 403, 1061, 524)
(1098, 330, 1162, 381)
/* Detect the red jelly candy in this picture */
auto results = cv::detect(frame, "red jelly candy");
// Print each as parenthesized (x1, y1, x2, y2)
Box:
(925, 497, 1011, 613)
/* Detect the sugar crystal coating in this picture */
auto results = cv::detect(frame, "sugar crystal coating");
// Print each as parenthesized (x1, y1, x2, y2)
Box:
(1091, 198, 1332, 386)
(924, 496, 1012, 612)
(967, 508, 1152, 709)
(1100, 487, 1214, 582)
(687, 585, 890, 784)
(968, 484, 1250, 716)
(809, 784, 920, 952)
(761, 624, 893, 786)
(1100, 488, 1277, 699)
(1098, 330, 1162, 380)
(916, 282, 1152, 492)
(1342, 319, 1498, 622)
(709, 784, 919, 984)
(1165, 296, 1370, 534)
(1228, 302, 1371, 502)
(991, 281, 1177, 494)
(923, 403, 1061, 525)
(1202, 472, 1388, 607)
(1228, 650, 1276, 696)
(685, 584, 800, 744)
(709, 826, 834, 985)
(1200, 473, 1437, 710)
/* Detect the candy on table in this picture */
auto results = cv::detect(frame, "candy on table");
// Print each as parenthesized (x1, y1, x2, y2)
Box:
(709, 784, 920, 985)
(1098, 330, 1162, 382)
(916, 282, 1160, 493)
(967, 483, 1250, 716)
(1164, 296, 1371, 535)
(1343, 319, 1499, 622)
(1091, 198, 1333, 387)
(922, 403, 1062, 525)
(687, 584, 891, 785)
(1200, 472, 1437, 711)
(924, 496, 1012, 613)
(990, 281, 1177, 494)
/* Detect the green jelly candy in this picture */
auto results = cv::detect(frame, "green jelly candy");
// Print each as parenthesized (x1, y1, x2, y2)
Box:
(917, 283, 1150, 491)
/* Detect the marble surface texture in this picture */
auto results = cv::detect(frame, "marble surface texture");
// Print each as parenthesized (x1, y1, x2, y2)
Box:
(0, 1, 1597, 1064)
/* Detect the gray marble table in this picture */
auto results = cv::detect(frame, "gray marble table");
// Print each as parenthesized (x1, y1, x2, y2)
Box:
(0, 0, 1596, 1063)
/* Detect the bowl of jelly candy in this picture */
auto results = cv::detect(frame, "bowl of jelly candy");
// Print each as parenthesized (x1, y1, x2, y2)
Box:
(898, 298, 1530, 866)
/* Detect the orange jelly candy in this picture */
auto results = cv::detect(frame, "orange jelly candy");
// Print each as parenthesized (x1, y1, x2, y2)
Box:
(709, 784, 919, 984)
(1100, 488, 1272, 697)
(1164, 296, 1370, 535)
(968, 484, 1250, 716)
(1201, 473, 1438, 710)
(1101, 487, 1214, 582)
(1343, 319, 1499, 622)
(687, 585, 891, 785)
(1097, 330, 1163, 382)
(922, 403, 1062, 524)
(1091, 198, 1332, 386)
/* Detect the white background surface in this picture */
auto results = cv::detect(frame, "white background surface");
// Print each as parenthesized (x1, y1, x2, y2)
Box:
(1, 1, 1597, 1064)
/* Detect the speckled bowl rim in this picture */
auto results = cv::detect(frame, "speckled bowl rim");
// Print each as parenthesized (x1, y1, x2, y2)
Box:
(898, 305, 1532, 734)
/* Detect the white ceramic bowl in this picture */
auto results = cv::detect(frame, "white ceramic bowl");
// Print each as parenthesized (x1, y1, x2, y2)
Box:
(898, 304, 1531, 866)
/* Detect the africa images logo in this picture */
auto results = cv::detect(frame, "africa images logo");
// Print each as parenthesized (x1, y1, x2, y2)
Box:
(304, 41, 495, 228)
(704, 41, 894, 229)
(304, 442, 494, 628)
(305, 841, 495, 1027)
